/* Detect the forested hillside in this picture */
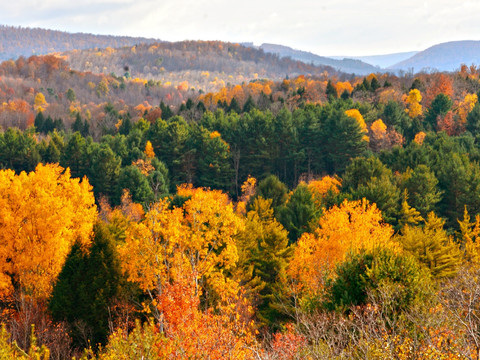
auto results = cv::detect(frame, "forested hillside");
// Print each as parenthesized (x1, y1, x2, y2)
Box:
(62, 40, 340, 92)
(0, 25, 158, 61)
(3, 46, 480, 358)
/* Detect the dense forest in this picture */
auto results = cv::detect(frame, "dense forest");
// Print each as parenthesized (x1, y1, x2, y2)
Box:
(0, 25, 159, 61)
(3, 45, 480, 358)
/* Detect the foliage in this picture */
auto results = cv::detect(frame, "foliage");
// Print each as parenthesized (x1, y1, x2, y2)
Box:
(396, 212, 462, 278)
(287, 199, 395, 299)
(0, 163, 96, 299)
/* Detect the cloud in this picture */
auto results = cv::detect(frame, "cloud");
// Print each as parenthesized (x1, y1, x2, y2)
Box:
(2, 0, 480, 55)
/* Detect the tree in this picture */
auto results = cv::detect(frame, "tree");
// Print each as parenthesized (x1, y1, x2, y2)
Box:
(66, 88, 76, 102)
(402, 165, 442, 217)
(288, 199, 395, 298)
(325, 248, 426, 313)
(89, 144, 121, 202)
(396, 212, 461, 278)
(405, 89, 422, 119)
(236, 197, 291, 328)
(279, 184, 320, 243)
(196, 128, 233, 192)
(320, 108, 368, 174)
(0, 164, 97, 299)
(424, 93, 452, 131)
(34, 92, 47, 112)
(49, 222, 123, 348)
(467, 102, 480, 136)
(116, 166, 154, 205)
(326, 80, 337, 99)
(255, 175, 288, 212)
(118, 186, 244, 319)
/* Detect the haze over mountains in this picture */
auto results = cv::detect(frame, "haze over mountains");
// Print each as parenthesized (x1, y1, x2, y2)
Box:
(1, 25, 480, 75)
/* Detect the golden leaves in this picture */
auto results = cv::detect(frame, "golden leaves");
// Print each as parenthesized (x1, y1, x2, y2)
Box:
(0, 164, 97, 299)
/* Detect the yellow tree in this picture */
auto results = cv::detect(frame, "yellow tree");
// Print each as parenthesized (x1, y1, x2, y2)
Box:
(33, 92, 47, 112)
(118, 186, 244, 307)
(370, 118, 388, 151)
(0, 164, 97, 299)
(345, 109, 369, 141)
(414, 131, 426, 145)
(307, 176, 341, 208)
(287, 199, 395, 298)
(457, 93, 478, 124)
(405, 89, 423, 118)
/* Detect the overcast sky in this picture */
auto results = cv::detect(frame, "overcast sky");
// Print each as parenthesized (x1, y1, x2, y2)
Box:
(2, 0, 480, 56)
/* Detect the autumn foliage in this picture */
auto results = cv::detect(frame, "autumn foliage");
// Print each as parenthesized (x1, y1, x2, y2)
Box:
(0, 163, 96, 299)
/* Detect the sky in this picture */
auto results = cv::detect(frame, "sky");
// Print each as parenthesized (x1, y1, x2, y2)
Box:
(2, 0, 480, 56)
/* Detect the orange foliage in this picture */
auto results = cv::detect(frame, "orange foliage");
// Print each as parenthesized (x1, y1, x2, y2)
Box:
(288, 199, 395, 297)
(155, 281, 256, 359)
(0, 164, 97, 299)
(335, 81, 353, 97)
(437, 111, 456, 136)
(414, 131, 426, 145)
(307, 176, 341, 207)
(424, 74, 453, 107)
(119, 186, 244, 299)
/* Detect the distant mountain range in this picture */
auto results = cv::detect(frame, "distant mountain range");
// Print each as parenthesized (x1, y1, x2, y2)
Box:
(388, 41, 480, 72)
(257, 43, 381, 75)
(331, 51, 419, 69)
(1, 25, 480, 75)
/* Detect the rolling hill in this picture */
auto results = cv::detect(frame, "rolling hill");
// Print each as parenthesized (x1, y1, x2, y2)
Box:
(0, 25, 159, 61)
(259, 43, 381, 75)
(390, 40, 480, 72)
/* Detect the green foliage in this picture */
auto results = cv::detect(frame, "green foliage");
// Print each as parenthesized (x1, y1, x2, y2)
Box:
(396, 212, 462, 278)
(236, 197, 292, 329)
(196, 127, 233, 192)
(255, 175, 288, 211)
(425, 93, 452, 131)
(89, 144, 121, 201)
(326, 80, 337, 99)
(382, 100, 411, 135)
(343, 157, 401, 224)
(97, 320, 163, 359)
(325, 248, 427, 314)
(117, 165, 154, 205)
(279, 184, 320, 243)
(467, 102, 480, 136)
(402, 165, 442, 217)
(49, 222, 124, 349)
(319, 107, 368, 174)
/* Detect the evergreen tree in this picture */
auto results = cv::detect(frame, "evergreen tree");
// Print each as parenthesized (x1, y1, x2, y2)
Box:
(370, 76, 380, 91)
(160, 101, 173, 120)
(255, 175, 288, 212)
(242, 95, 256, 113)
(425, 93, 452, 131)
(279, 184, 320, 243)
(34, 111, 45, 133)
(319, 108, 368, 174)
(116, 165, 154, 205)
(236, 197, 292, 329)
(402, 165, 442, 217)
(467, 102, 480, 136)
(396, 212, 462, 278)
(71, 113, 83, 133)
(228, 97, 241, 114)
(49, 222, 124, 348)
(325, 80, 337, 100)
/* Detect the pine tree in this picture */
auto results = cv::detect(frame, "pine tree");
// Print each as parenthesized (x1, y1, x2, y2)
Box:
(49, 222, 124, 348)
(236, 197, 291, 329)
(396, 212, 461, 278)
